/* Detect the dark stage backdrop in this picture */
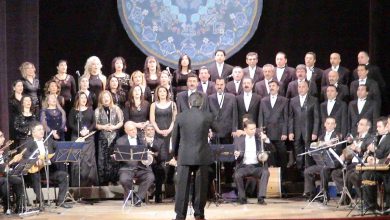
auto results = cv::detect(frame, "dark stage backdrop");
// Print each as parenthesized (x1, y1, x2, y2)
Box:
(1, 0, 389, 137)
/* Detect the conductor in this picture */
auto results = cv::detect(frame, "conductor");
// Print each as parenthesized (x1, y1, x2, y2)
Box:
(172, 92, 214, 220)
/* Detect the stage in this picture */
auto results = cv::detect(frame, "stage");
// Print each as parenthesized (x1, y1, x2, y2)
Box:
(4, 198, 388, 220)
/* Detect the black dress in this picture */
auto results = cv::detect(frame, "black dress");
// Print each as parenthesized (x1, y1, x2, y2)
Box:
(89, 75, 104, 99)
(13, 113, 39, 145)
(154, 102, 174, 153)
(146, 77, 159, 93)
(9, 95, 22, 140)
(53, 74, 77, 114)
(22, 78, 40, 109)
(110, 90, 127, 109)
(172, 70, 189, 94)
(40, 108, 66, 140)
(123, 101, 150, 123)
(109, 73, 131, 95)
(68, 107, 98, 186)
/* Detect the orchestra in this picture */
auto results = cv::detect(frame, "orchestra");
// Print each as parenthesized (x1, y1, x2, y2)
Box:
(1, 50, 389, 217)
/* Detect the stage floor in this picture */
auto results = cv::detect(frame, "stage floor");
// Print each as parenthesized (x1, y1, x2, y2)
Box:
(4, 198, 378, 220)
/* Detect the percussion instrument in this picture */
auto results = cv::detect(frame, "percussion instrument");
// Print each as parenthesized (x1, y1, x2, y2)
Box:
(356, 164, 390, 171)
(266, 167, 282, 198)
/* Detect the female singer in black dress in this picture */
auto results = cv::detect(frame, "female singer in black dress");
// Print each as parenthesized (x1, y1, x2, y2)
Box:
(108, 57, 131, 95)
(53, 59, 77, 115)
(172, 54, 193, 94)
(159, 70, 176, 101)
(130, 70, 152, 103)
(40, 94, 66, 141)
(19, 62, 41, 111)
(107, 75, 126, 109)
(9, 80, 24, 140)
(123, 85, 150, 130)
(82, 56, 106, 100)
(13, 95, 39, 145)
(95, 90, 124, 185)
(44, 79, 65, 107)
(68, 92, 98, 186)
(144, 56, 161, 93)
(78, 76, 97, 109)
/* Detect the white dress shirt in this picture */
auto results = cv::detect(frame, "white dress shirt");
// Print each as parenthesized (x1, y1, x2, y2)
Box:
(276, 67, 285, 82)
(217, 92, 224, 108)
(201, 81, 208, 93)
(249, 66, 256, 79)
(359, 77, 367, 85)
(299, 94, 307, 107)
(327, 99, 336, 115)
(234, 80, 241, 93)
(265, 79, 271, 94)
(331, 65, 339, 72)
(357, 98, 366, 114)
(217, 63, 224, 77)
(306, 67, 314, 81)
(244, 92, 252, 111)
(128, 136, 138, 145)
(324, 130, 334, 142)
(243, 135, 258, 165)
(270, 95, 277, 108)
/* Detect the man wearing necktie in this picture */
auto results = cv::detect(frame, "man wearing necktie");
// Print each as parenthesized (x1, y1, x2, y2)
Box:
(259, 81, 289, 178)
(115, 121, 155, 207)
(196, 66, 216, 96)
(362, 117, 390, 212)
(288, 80, 320, 172)
(236, 77, 261, 130)
(225, 66, 244, 96)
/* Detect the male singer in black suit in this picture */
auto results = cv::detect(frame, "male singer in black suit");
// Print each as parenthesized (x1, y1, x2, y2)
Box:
(209, 49, 234, 82)
(225, 66, 244, 96)
(320, 85, 348, 138)
(352, 51, 386, 91)
(233, 120, 270, 205)
(172, 92, 215, 220)
(115, 121, 155, 207)
(288, 80, 320, 170)
(362, 117, 390, 212)
(254, 64, 280, 99)
(197, 66, 216, 96)
(321, 53, 350, 86)
(303, 117, 340, 201)
(208, 78, 238, 144)
(176, 73, 209, 113)
(350, 64, 381, 110)
(286, 64, 318, 99)
(236, 77, 261, 129)
(304, 52, 323, 92)
(23, 122, 71, 209)
(243, 52, 264, 84)
(275, 52, 296, 96)
(348, 85, 379, 135)
(320, 70, 349, 103)
(258, 80, 288, 175)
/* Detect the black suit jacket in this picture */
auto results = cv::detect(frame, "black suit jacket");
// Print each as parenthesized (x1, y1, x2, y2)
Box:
(225, 80, 243, 96)
(309, 67, 323, 91)
(209, 62, 234, 82)
(176, 91, 209, 113)
(243, 66, 264, 84)
(320, 100, 348, 138)
(317, 131, 343, 154)
(275, 66, 296, 96)
(172, 108, 214, 165)
(375, 134, 390, 163)
(286, 80, 318, 99)
(258, 95, 289, 140)
(22, 137, 58, 173)
(197, 81, 216, 96)
(320, 84, 349, 103)
(321, 66, 351, 86)
(288, 95, 320, 140)
(234, 136, 269, 168)
(347, 99, 379, 135)
(352, 64, 386, 90)
(236, 93, 261, 129)
(208, 93, 238, 137)
(254, 80, 269, 99)
(115, 135, 151, 171)
(349, 79, 381, 110)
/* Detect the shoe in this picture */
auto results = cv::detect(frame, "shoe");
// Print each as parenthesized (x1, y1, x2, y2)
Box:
(195, 217, 206, 220)
(155, 197, 162, 203)
(59, 203, 73, 209)
(257, 198, 267, 205)
(237, 198, 247, 205)
(133, 197, 142, 207)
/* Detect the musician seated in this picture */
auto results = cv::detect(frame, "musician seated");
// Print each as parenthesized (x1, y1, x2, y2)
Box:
(303, 117, 341, 202)
(362, 117, 390, 212)
(330, 118, 375, 203)
(233, 120, 269, 205)
(143, 123, 168, 203)
(22, 122, 72, 209)
(115, 121, 155, 207)
(0, 131, 24, 213)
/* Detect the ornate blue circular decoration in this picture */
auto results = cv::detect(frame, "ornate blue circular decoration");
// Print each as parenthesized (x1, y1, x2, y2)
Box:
(117, 0, 263, 69)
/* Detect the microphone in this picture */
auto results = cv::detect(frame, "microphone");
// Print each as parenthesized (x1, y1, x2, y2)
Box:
(76, 70, 80, 78)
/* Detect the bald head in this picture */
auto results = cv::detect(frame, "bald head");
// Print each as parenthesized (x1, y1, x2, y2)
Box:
(330, 53, 341, 67)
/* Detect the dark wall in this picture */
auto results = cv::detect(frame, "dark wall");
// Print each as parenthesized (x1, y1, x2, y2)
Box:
(39, 0, 374, 83)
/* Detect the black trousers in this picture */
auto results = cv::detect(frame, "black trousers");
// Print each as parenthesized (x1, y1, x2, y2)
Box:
(175, 165, 209, 220)
(0, 176, 24, 210)
(362, 171, 390, 208)
(151, 163, 167, 201)
(118, 168, 155, 200)
(234, 164, 269, 200)
(293, 135, 314, 170)
(28, 169, 68, 204)
(270, 140, 287, 179)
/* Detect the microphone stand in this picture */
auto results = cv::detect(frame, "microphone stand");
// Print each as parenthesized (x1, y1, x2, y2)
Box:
(42, 131, 54, 209)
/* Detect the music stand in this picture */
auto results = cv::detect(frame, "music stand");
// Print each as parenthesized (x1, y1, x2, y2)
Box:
(113, 144, 147, 209)
(208, 144, 235, 207)
(55, 141, 84, 206)
(9, 157, 40, 217)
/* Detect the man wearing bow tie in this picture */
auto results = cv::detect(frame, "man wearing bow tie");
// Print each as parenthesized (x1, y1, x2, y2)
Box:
(320, 70, 349, 103)
(321, 53, 351, 87)
(225, 66, 244, 96)
(258, 81, 289, 177)
(349, 64, 381, 111)
(348, 85, 379, 135)
(243, 52, 264, 84)
(196, 66, 216, 96)
(304, 52, 323, 92)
